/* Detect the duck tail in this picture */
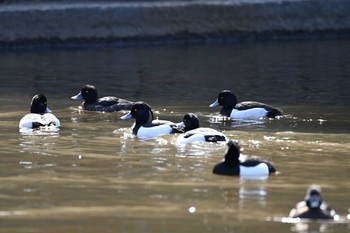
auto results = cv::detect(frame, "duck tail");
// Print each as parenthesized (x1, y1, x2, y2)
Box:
(266, 108, 283, 118)
(266, 162, 277, 173)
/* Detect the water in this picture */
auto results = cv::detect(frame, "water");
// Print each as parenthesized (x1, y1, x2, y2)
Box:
(0, 40, 349, 233)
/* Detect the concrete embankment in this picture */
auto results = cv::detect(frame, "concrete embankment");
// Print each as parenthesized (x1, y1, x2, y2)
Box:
(1, 0, 350, 50)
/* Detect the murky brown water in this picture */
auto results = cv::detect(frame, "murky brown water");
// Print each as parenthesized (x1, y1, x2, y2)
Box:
(0, 40, 349, 232)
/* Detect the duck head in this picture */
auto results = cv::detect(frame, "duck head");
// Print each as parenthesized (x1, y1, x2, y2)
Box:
(71, 84, 98, 104)
(121, 102, 154, 125)
(210, 90, 238, 108)
(305, 185, 323, 209)
(224, 140, 241, 167)
(182, 113, 200, 132)
(30, 94, 51, 114)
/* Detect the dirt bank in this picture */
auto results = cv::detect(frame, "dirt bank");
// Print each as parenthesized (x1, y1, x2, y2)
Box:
(1, 0, 350, 49)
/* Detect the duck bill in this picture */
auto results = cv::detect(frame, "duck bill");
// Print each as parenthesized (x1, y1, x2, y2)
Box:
(209, 99, 219, 107)
(120, 112, 132, 120)
(71, 92, 83, 100)
(45, 107, 52, 113)
(174, 122, 185, 130)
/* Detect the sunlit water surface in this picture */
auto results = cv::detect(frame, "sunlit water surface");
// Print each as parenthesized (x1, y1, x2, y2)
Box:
(0, 40, 349, 233)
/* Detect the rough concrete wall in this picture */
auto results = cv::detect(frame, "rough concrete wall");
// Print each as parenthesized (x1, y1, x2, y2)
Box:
(0, 0, 350, 48)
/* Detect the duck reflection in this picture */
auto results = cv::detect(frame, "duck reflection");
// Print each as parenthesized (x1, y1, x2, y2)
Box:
(209, 114, 267, 129)
(220, 177, 268, 211)
(238, 177, 268, 209)
(19, 131, 60, 158)
(290, 221, 335, 233)
(18, 134, 60, 171)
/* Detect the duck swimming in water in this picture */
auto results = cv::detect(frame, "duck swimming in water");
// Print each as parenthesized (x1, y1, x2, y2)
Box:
(71, 84, 134, 112)
(19, 94, 60, 129)
(209, 90, 283, 119)
(120, 102, 181, 138)
(213, 140, 276, 176)
(289, 184, 337, 220)
(175, 113, 228, 144)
